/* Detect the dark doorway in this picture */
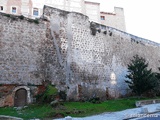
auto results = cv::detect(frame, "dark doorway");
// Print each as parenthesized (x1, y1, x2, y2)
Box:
(106, 87, 109, 99)
(14, 88, 27, 107)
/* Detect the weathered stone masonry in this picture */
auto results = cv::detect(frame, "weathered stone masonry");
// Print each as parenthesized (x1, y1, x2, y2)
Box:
(0, 6, 160, 106)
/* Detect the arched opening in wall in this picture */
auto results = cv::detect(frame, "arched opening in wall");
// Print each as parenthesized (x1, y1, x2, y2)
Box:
(14, 88, 27, 107)
(13, 86, 31, 107)
(106, 87, 109, 99)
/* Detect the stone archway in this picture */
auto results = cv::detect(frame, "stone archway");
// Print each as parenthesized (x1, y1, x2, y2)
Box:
(13, 86, 31, 107)
(14, 88, 27, 107)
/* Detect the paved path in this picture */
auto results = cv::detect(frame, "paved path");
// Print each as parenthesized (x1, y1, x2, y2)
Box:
(137, 116, 160, 120)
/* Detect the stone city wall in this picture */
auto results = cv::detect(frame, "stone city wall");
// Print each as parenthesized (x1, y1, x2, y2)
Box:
(0, 6, 160, 105)
(43, 6, 160, 100)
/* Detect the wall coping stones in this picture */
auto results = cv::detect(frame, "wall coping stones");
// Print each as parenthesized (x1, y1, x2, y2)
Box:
(0, 115, 23, 120)
(136, 99, 160, 107)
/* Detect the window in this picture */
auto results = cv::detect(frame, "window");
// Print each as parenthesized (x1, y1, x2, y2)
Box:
(100, 16, 105, 20)
(0, 6, 3, 11)
(33, 8, 39, 16)
(12, 7, 17, 13)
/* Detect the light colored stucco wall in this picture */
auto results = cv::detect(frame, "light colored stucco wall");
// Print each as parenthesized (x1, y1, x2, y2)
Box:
(0, 0, 33, 18)
(0, 0, 8, 13)
(21, 0, 32, 17)
(31, 0, 44, 18)
(45, 0, 65, 10)
(44, 0, 85, 14)
(0, 0, 42, 19)
(84, 1, 100, 23)
(66, 0, 85, 13)
(6, 0, 22, 15)
(100, 7, 126, 31)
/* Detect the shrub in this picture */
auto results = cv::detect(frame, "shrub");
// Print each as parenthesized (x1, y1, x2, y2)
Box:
(59, 91, 67, 101)
(97, 29, 101, 33)
(89, 97, 101, 104)
(103, 31, 107, 35)
(109, 31, 112, 36)
(36, 84, 58, 103)
(34, 19, 39, 24)
(11, 16, 17, 20)
(4, 14, 10, 17)
(19, 15, 24, 20)
(90, 22, 97, 36)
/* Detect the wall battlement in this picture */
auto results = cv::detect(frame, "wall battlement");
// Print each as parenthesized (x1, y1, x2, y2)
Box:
(0, 6, 160, 106)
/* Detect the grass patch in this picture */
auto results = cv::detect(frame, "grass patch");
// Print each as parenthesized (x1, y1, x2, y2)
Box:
(0, 104, 53, 120)
(0, 97, 159, 119)
(62, 98, 137, 117)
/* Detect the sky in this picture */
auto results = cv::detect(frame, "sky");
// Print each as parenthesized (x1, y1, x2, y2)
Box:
(87, 0, 160, 44)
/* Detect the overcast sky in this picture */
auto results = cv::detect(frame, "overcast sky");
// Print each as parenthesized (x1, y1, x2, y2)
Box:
(87, 0, 160, 43)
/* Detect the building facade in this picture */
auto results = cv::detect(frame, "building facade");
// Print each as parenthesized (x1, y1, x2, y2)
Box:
(0, 0, 126, 31)
(84, 1, 100, 23)
(100, 7, 126, 31)
(45, 0, 85, 14)
(0, 0, 33, 18)
(0, 0, 44, 19)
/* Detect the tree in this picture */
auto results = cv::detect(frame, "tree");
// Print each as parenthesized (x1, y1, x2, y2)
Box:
(125, 55, 156, 96)
(153, 67, 160, 95)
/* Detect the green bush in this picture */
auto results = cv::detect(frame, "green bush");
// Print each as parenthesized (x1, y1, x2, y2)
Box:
(36, 84, 58, 103)
(4, 14, 10, 17)
(89, 97, 101, 104)
(103, 31, 107, 35)
(90, 22, 97, 36)
(59, 91, 67, 101)
(34, 19, 39, 24)
(19, 15, 24, 20)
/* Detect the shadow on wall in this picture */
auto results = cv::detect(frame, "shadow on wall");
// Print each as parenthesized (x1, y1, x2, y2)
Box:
(69, 62, 108, 101)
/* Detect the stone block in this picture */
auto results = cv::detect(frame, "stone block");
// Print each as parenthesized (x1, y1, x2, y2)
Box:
(65, 116, 72, 120)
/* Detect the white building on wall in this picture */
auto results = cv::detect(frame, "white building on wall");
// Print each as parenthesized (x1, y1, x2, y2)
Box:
(44, 0, 100, 23)
(44, 0, 126, 31)
(0, 0, 126, 31)
(100, 7, 126, 31)
(0, 0, 33, 17)
(31, 0, 44, 18)
(45, 0, 85, 14)
(84, 1, 100, 23)
(0, 0, 42, 19)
